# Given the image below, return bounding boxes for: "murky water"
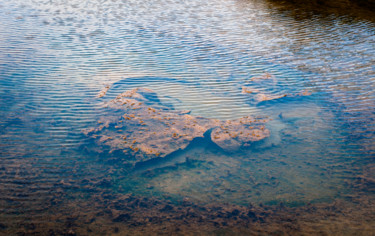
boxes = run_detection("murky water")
[0,0,374,234]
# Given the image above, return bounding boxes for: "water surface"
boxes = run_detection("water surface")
[0,0,374,234]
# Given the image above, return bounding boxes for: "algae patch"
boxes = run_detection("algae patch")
[83,87,270,165]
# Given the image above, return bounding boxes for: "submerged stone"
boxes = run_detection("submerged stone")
[84,88,269,165]
[97,85,111,98]
[242,73,312,103]
[211,117,270,152]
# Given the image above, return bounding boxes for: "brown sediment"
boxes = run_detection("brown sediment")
[83,88,270,164]
[0,144,374,236]
[250,91,311,102]
[97,85,111,98]
[210,117,270,152]
[242,85,312,103]
[250,72,276,82]
[2,184,374,236]
[241,86,260,94]
[297,90,312,96]
[241,73,313,103]
[255,93,288,102]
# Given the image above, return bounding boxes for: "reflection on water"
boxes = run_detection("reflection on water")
[0,0,374,234]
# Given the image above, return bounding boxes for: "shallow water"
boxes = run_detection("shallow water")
[0,0,374,234]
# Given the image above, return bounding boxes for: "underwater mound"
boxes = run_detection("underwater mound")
[83,87,270,165]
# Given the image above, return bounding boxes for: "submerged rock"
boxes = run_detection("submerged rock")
[211,117,270,152]
[97,85,111,98]
[242,73,312,103]
[254,93,287,102]
[84,88,269,164]
[249,72,276,82]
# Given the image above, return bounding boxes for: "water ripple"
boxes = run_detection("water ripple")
[0,0,374,232]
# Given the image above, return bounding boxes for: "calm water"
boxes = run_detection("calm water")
[0,0,374,234]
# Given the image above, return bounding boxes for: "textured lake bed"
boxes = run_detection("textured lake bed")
[0,0,374,235]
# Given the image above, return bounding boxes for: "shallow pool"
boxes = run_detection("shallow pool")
[0,0,374,234]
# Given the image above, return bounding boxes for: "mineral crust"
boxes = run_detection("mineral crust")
[84,88,269,164]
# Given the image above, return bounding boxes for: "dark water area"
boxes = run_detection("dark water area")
[265,0,375,21]
[0,0,374,235]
